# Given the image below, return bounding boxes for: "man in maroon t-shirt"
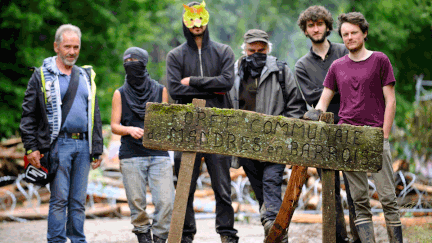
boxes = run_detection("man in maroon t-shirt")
[304,12,403,242]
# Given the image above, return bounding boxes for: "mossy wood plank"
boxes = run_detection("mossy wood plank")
[143,103,383,172]
[167,99,205,243]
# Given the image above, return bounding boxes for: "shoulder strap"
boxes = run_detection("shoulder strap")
[39,67,48,104]
[60,65,80,127]
[276,60,289,105]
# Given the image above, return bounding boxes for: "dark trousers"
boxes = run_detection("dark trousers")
[174,152,238,237]
[239,158,286,225]
[317,169,359,242]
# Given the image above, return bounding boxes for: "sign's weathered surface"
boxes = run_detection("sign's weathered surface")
[143,103,383,172]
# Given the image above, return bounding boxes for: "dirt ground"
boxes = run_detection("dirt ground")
[0,216,397,243]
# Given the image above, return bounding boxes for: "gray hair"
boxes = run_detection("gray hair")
[55,24,81,44]
[241,42,273,55]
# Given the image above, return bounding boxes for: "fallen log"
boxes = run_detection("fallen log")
[0,138,22,147]
[0,203,121,221]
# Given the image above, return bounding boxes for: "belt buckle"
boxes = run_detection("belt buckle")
[71,133,80,139]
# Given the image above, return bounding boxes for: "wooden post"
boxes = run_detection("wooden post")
[322,169,336,242]
[265,112,334,242]
[167,99,205,243]
[319,112,336,243]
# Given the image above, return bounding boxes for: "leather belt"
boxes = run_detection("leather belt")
[59,132,87,140]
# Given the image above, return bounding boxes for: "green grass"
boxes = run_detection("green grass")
[405,223,432,243]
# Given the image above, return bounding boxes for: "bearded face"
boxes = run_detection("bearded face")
[305,19,329,44]
[54,31,80,67]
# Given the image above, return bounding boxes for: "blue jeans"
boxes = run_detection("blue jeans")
[120,156,175,239]
[47,136,90,243]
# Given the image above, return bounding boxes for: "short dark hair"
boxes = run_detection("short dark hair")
[337,12,369,41]
[297,5,333,37]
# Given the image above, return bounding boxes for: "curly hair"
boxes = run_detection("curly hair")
[337,12,369,41]
[297,5,333,37]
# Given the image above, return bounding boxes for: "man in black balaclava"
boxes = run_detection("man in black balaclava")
[111,47,174,243]
[165,1,239,243]
[228,29,307,242]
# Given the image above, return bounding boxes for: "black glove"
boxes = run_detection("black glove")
[303,109,323,121]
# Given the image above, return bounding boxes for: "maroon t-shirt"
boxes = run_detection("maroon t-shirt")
[323,52,396,127]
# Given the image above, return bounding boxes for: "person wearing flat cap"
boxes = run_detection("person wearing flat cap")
[111,47,175,243]
[228,29,306,242]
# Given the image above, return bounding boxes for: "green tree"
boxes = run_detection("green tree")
[347,0,432,103]
[0,0,174,138]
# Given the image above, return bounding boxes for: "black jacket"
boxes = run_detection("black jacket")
[20,66,103,158]
[166,24,235,108]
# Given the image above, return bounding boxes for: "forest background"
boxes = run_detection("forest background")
[1,0,431,168]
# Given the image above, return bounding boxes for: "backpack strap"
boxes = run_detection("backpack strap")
[276,60,289,105]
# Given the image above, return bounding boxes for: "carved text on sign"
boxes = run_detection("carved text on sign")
[143,103,383,172]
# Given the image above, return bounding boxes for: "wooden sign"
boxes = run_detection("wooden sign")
[143,103,383,172]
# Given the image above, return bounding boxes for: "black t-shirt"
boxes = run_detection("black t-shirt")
[118,86,168,159]
[239,75,257,111]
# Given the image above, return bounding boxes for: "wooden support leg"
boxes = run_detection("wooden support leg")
[265,165,308,243]
[322,169,336,243]
[320,112,336,243]
[167,99,206,243]
[167,152,197,243]
[265,112,335,243]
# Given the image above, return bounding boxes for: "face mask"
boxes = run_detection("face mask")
[245,52,267,78]
[183,1,210,28]
[124,61,145,86]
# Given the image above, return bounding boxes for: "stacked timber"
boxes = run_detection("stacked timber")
[0,135,431,223]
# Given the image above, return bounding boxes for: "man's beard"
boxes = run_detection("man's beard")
[347,41,364,54]
[308,29,327,44]
[60,53,78,66]
[192,31,204,37]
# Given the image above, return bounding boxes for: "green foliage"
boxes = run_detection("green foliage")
[348,0,432,103]
[207,0,347,67]
[405,100,432,158]
[0,0,174,138]
[1,0,431,144]
[404,223,432,243]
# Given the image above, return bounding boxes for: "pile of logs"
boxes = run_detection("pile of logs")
[1,135,432,223]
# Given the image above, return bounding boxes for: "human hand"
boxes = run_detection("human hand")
[303,109,323,121]
[27,151,43,168]
[181,77,190,86]
[128,127,144,139]
[91,159,102,169]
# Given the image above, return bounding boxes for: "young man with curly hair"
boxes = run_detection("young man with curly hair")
[305,12,403,243]
[296,6,358,242]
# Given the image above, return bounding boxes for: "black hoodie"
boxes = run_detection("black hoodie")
[166,23,235,108]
